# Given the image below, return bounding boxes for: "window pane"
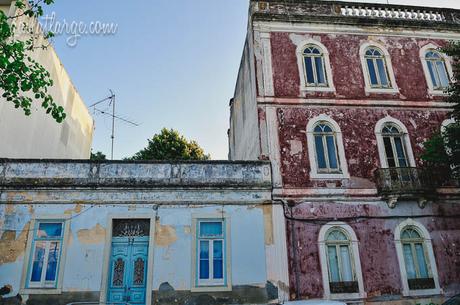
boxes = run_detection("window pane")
[436,61,449,88]
[200,222,223,237]
[394,137,407,167]
[340,245,353,282]
[213,241,224,279]
[403,244,417,279]
[383,137,396,168]
[45,242,60,282]
[37,223,63,238]
[199,241,209,279]
[315,57,326,84]
[367,59,378,85]
[30,242,46,282]
[326,136,338,170]
[415,243,429,278]
[427,61,439,88]
[315,136,327,169]
[376,59,389,87]
[327,246,340,282]
[305,57,315,84]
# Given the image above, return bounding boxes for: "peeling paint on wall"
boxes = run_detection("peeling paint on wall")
[64,203,84,215]
[263,205,274,245]
[77,224,106,245]
[0,222,30,264]
[155,219,177,247]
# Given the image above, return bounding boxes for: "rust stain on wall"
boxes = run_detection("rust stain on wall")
[5,204,15,214]
[0,222,30,264]
[65,203,84,215]
[77,224,106,245]
[155,219,177,247]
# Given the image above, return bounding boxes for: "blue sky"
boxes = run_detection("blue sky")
[43,0,460,160]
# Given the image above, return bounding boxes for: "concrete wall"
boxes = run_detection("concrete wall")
[0,2,93,159]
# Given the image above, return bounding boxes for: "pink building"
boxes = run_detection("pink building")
[229,1,460,304]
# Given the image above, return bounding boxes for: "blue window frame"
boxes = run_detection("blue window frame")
[27,221,64,288]
[303,45,328,87]
[313,122,341,173]
[425,50,450,90]
[365,47,391,88]
[196,220,226,286]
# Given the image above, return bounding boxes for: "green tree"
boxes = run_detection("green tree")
[128,128,210,161]
[90,151,107,161]
[422,41,460,178]
[0,0,65,122]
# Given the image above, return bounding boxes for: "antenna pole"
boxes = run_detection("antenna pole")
[110,90,115,160]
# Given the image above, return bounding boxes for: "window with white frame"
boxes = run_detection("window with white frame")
[425,50,450,90]
[318,222,365,299]
[394,220,440,296]
[306,115,349,179]
[303,45,328,87]
[27,221,65,289]
[196,220,226,287]
[364,47,392,89]
[381,123,409,168]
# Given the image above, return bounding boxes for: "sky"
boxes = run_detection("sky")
[43,0,460,160]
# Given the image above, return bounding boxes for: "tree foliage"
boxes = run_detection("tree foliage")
[422,41,460,177]
[128,128,210,161]
[90,151,107,161]
[0,0,65,122]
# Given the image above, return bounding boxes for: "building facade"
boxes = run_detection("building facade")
[0,160,286,305]
[229,1,460,304]
[0,1,94,159]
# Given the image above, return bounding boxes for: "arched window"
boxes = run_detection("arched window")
[375,117,415,169]
[303,45,328,87]
[313,122,340,173]
[318,222,365,299]
[425,50,450,90]
[395,220,440,296]
[382,123,409,168]
[307,115,349,179]
[364,47,391,88]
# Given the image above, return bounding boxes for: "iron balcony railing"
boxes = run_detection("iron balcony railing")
[374,167,440,197]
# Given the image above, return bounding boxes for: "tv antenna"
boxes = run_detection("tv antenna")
[89,90,139,160]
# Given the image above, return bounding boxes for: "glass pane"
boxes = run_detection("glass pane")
[367,59,378,85]
[327,246,340,282]
[200,222,223,237]
[427,61,439,88]
[323,125,333,133]
[403,244,417,279]
[30,242,46,282]
[436,61,449,88]
[340,245,353,282]
[315,136,327,169]
[383,137,396,168]
[394,137,407,167]
[37,223,63,238]
[326,136,338,170]
[199,241,209,279]
[213,241,224,279]
[376,59,389,87]
[45,242,60,281]
[327,230,347,241]
[415,244,429,278]
[315,57,326,84]
[305,57,314,84]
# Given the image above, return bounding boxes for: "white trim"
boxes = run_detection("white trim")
[359,41,399,94]
[191,213,232,292]
[99,213,156,305]
[394,219,441,297]
[419,43,454,96]
[294,38,335,93]
[375,116,416,168]
[441,118,455,131]
[266,106,283,187]
[20,214,71,295]
[306,114,349,179]
[318,222,366,300]
[260,32,275,96]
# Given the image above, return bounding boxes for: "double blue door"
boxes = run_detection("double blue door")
[107,236,149,305]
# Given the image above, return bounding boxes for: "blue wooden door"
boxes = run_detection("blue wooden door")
[108,236,149,305]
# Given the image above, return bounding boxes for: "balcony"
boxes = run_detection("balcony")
[374,167,446,208]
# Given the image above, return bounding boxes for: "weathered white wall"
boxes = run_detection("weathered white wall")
[0,2,93,159]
